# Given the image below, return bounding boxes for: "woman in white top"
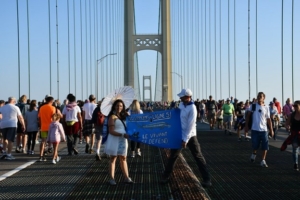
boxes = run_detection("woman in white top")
[128,99,143,157]
[62,94,82,155]
[105,99,133,185]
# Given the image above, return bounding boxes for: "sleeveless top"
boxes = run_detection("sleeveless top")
[104,118,128,156]
[291,112,300,131]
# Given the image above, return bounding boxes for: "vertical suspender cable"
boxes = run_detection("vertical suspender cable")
[96,0,98,99]
[201,0,204,98]
[228,0,230,98]
[80,0,83,100]
[196,0,199,98]
[219,0,222,99]
[209,0,211,94]
[234,0,236,98]
[94,0,97,96]
[292,0,294,101]
[67,0,70,92]
[89,0,92,94]
[16,0,20,98]
[56,0,59,99]
[85,0,88,97]
[73,0,76,95]
[105,0,108,95]
[215,0,217,100]
[256,0,258,94]
[27,0,31,98]
[48,0,52,95]
[248,0,250,101]
[281,0,284,104]
[204,0,207,98]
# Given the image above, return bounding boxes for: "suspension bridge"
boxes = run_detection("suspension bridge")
[1,0,299,103]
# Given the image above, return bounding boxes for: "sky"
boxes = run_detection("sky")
[0,0,299,105]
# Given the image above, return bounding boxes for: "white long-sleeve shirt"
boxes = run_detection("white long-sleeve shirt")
[179,101,197,143]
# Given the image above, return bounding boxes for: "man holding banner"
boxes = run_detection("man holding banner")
[160,88,212,187]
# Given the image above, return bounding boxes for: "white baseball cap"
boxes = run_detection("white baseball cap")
[177,89,193,98]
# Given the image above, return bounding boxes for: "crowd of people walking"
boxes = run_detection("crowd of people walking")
[0,89,299,187]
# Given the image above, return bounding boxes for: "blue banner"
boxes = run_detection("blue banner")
[126,109,182,149]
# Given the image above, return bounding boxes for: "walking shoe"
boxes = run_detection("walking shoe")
[5,155,15,160]
[52,159,56,164]
[89,149,94,154]
[136,151,141,157]
[56,156,61,162]
[30,151,34,155]
[124,177,134,184]
[43,151,48,156]
[201,180,212,187]
[238,138,242,142]
[250,154,256,163]
[294,164,299,171]
[27,150,31,155]
[73,148,79,155]
[109,179,117,186]
[245,138,250,141]
[261,160,268,168]
[85,144,89,153]
[39,156,47,162]
[79,140,82,144]
[95,154,101,161]
[0,154,7,160]
[15,148,21,153]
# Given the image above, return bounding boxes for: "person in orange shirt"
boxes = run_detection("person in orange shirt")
[38,95,62,161]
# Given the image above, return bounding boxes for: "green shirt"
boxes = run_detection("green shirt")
[222,103,235,115]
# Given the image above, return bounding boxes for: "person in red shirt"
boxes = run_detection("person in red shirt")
[273,97,282,115]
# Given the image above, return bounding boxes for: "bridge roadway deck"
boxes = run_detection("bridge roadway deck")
[0,122,300,200]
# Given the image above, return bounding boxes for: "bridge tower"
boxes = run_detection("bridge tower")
[124,0,172,101]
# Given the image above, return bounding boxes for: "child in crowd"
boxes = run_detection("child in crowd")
[216,109,223,129]
[47,113,66,164]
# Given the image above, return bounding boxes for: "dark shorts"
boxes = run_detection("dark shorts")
[17,120,25,134]
[83,120,95,136]
[2,127,17,142]
[251,130,269,150]
[95,125,103,141]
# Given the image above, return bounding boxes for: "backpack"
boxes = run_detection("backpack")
[96,111,105,126]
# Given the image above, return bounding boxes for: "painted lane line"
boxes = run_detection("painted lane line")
[0,160,36,182]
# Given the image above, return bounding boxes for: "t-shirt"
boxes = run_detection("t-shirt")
[0,104,22,128]
[25,110,39,132]
[62,106,81,122]
[38,104,56,131]
[82,102,97,120]
[206,100,217,112]
[250,103,270,132]
[222,103,235,115]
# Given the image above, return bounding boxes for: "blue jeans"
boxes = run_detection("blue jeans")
[251,130,269,150]
[292,137,299,164]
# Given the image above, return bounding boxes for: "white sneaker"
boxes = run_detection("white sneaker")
[56,156,61,162]
[261,160,268,168]
[52,159,56,164]
[136,151,141,157]
[250,154,256,163]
